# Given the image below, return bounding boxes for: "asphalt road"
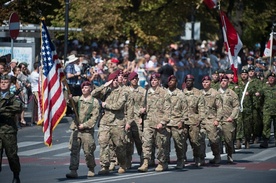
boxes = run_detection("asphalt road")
[1,114,276,183]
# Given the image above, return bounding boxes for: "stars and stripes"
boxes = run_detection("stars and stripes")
[41,20,66,146]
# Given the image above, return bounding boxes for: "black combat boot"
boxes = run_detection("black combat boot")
[12,172,20,183]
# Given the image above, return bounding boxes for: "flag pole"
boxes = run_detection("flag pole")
[269,23,275,71]
[62,80,81,128]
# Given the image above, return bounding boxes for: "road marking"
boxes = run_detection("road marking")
[18,142,68,156]
[242,148,276,161]
[69,171,170,183]
[18,141,42,148]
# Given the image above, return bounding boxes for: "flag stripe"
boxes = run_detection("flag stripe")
[220,11,243,83]
[203,0,217,9]
[41,20,66,146]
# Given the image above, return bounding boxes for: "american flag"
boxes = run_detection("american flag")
[41,20,66,146]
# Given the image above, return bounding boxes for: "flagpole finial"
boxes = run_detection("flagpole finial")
[40,17,45,21]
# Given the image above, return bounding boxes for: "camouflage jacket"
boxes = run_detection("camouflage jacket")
[199,88,223,122]
[248,78,264,109]
[143,86,166,128]
[262,83,276,115]
[235,80,253,114]
[91,85,127,126]
[218,88,240,121]
[163,88,188,127]
[0,92,22,133]
[70,95,100,130]
[125,86,146,125]
[183,87,204,125]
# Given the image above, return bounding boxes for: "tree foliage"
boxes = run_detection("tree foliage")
[1,0,276,52]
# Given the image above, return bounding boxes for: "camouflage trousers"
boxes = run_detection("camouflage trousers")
[220,121,236,156]
[183,124,201,158]
[262,113,276,139]
[252,108,263,138]
[98,125,127,167]
[199,120,220,158]
[236,111,253,140]
[68,130,96,170]
[0,133,20,173]
[126,122,143,160]
[142,127,169,163]
[166,126,185,161]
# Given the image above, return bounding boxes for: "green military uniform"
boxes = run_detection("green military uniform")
[235,71,253,148]
[260,73,276,148]
[0,76,22,182]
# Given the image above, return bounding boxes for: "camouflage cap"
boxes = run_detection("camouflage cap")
[0,74,11,80]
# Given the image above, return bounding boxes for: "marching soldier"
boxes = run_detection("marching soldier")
[163,75,188,169]
[218,75,239,163]
[91,71,128,175]
[199,75,223,164]
[260,73,276,148]
[235,69,253,149]
[248,66,263,144]
[0,74,22,183]
[66,81,100,178]
[138,73,169,172]
[183,74,205,166]
[211,70,220,90]
[124,71,146,169]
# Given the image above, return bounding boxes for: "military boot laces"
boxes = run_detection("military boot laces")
[66,170,78,179]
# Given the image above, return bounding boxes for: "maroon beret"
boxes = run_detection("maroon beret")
[150,72,161,81]
[111,58,119,64]
[220,74,229,82]
[168,75,177,83]
[128,71,138,81]
[107,71,119,81]
[185,74,195,82]
[202,75,211,82]
[81,81,92,88]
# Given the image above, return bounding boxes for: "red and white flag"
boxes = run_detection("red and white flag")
[40,20,67,146]
[220,11,243,83]
[263,33,276,57]
[203,0,217,9]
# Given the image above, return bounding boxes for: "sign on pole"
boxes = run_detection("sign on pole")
[9,12,20,59]
[9,12,20,40]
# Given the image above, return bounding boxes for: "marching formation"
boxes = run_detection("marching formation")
[64,62,276,178]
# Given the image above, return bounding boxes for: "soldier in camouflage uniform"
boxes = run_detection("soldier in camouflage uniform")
[163,75,188,169]
[211,70,220,90]
[183,74,205,166]
[124,72,146,169]
[138,73,169,172]
[248,66,263,144]
[235,69,253,149]
[0,74,22,183]
[218,75,239,163]
[260,73,276,148]
[66,81,100,178]
[199,75,223,164]
[91,71,128,175]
